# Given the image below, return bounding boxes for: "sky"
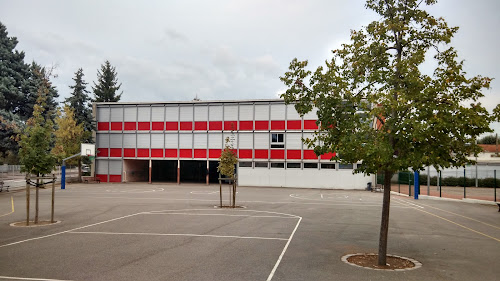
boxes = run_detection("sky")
[1,0,499,132]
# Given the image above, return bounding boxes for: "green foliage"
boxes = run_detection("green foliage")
[18,68,56,176]
[218,137,238,178]
[477,134,498,144]
[93,60,123,102]
[66,68,94,142]
[52,105,84,165]
[280,0,493,177]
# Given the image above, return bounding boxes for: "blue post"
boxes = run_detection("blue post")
[61,165,66,190]
[414,171,419,200]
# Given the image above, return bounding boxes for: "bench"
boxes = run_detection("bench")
[0,181,9,192]
[82,176,101,184]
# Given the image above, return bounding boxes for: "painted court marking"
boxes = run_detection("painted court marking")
[106,187,164,193]
[69,231,289,241]
[0,196,14,217]
[0,276,72,281]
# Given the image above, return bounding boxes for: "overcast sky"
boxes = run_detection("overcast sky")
[1,0,499,131]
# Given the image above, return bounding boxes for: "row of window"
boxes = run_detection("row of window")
[238,162,355,170]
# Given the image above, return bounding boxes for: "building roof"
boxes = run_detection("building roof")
[94,98,285,106]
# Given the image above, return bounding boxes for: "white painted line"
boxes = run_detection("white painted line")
[0,276,72,281]
[320,194,324,199]
[0,213,141,248]
[147,208,302,219]
[393,198,424,209]
[190,191,218,194]
[143,212,296,219]
[69,231,288,241]
[267,216,302,281]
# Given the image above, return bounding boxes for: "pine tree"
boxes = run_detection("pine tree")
[66,68,94,138]
[92,60,122,102]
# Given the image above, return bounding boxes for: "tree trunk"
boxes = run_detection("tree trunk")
[219,178,222,208]
[378,170,393,265]
[35,176,39,224]
[232,181,236,208]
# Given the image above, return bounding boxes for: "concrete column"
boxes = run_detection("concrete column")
[148,159,152,184]
[177,159,180,185]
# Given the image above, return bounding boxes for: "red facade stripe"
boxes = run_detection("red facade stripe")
[255,121,269,130]
[194,121,207,130]
[137,149,150,157]
[194,149,207,158]
[209,149,222,158]
[109,148,122,157]
[224,121,238,131]
[270,149,285,159]
[138,122,150,130]
[124,122,136,130]
[109,175,121,183]
[97,122,109,131]
[286,150,301,159]
[96,174,108,183]
[304,120,318,130]
[320,152,336,160]
[124,148,135,157]
[254,149,268,159]
[179,149,192,158]
[152,122,164,131]
[110,122,122,131]
[271,120,285,130]
[238,149,252,159]
[180,122,193,131]
[151,149,164,157]
[303,150,318,159]
[239,121,253,130]
[97,148,108,157]
[165,149,177,158]
[287,120,301,130]
[166,122,178,130]
[209,121,222,130]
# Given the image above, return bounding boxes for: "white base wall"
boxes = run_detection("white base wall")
[238,167,372,189]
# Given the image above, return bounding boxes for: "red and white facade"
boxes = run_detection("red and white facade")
[94,99,371,189]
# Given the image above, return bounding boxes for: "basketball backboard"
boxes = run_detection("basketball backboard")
[81,143,95,156]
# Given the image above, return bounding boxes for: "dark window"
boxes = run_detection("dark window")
[271,133,285,148]
[339,164,354,169]
[287,163,301,169]
[239,162,252,167]
[254,162,268,168]
[271,162,285,168]
[304,163,318,169]
[321,163,336,169]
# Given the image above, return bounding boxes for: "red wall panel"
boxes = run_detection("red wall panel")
[179,149,192,158]
[124,122,136,131]
[110,122,122,131]
[194,121,207,130]
[137,149,150,157]
[166,122,178,131]
[209,149,222,158]
[304,120,318,130]
[97,122,109,131]
[124,148,135,157]
[254,149,268,159]
[239,121,253,130]
[255,121,268,130]
[239,149,252,159]
[271,121,285,130]
[165,149,177,158]
[209,121,222,130]
[138,122,150,130]
[151,149,164,157]
[180,122,193,131]
[303,150,318,159]
[152,122,164,131]
[109,148,122,157]
[194,149,207,158]
[286,150,301,159]
[97,148,108,157]
[287,120,301,130]
[270,150,285,159]
[96,174,108,183]
[320,152,336,160]
[109,175,121,183]
[224,121,238,131]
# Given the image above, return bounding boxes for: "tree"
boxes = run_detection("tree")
[18,67,57,224]
[65,68,94,141]
[218,137,238,207]
[52,105,85,180]
[92,60,123,102]
[280,0,493,265]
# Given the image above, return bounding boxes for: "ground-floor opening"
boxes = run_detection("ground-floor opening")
[152,160,177,183]
[123,159,149,182]
[180,160,207,183]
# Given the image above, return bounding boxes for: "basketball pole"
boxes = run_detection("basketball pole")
[61,153,81,189]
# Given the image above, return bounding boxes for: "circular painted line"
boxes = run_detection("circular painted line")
[106,188,164,193]
[10,220,62,227]
[341,253,422,271]
[190,191,219,195]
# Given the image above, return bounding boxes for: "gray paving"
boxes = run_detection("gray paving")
[0,183,499,281]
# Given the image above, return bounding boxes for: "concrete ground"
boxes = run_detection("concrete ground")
[0,183,499,281]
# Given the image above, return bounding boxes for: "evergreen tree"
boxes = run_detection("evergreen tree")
[65,68,94,137]
[92,60,122,102]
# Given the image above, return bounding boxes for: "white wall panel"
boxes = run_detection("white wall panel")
[97,134,109,148]
[179,106,193,121]
[109,134,122,148]
[194,106,208,121]
[96,160,108,174]
[254,104,269,120]
[302,132,318,146]
[137,107,151,121]
[124,107,137,122]
[110,107,123,122]
[224,105,238,120]
[286,133,302,149]
[151,134,164,148]
[270,104,286,120]
[286,104,301,120]
[208,133,222,149]
[165,106,179,121]
[239,133,253,149]
[239,104,253,120]
[109,160,122,175]
[304,107,318,119]
[193,133,207,148]
[97,107,110,122]
[209,105,223,121]
[179,134,192,148]
[223,133,237,148]
[151,106,165,121]
[165,133,178,148]
[254,133,269,149]
[137,134,150,148]
[123,134,136,148]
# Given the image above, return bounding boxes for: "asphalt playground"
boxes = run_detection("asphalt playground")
[0,182,498,281]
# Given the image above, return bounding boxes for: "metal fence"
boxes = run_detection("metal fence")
[0,164,81,190]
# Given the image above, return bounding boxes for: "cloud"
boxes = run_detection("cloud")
[163,28,189,42]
